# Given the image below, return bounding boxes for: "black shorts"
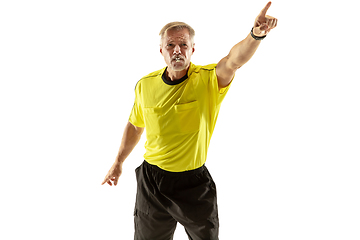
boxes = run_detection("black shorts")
[134,160,219,240]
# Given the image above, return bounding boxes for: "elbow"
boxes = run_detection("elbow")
[128,121,145,136]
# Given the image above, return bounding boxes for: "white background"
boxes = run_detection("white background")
[1,0,359,239]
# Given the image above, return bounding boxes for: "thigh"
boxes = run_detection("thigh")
[134,210,177,240]
[134,163,177,240]
[183,217,219,240]
[172,167,219,240]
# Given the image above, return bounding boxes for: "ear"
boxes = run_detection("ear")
[160,47,163,55]
[192,43,195,54]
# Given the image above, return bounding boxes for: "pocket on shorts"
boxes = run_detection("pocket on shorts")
[134,163,150,215]
[202,167,217,198]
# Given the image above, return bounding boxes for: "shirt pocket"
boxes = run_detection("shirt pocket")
[144,101,200,136]
[143,107,166,136]
[174,101,200,133]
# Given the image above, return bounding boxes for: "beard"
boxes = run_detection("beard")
[169,55,187,71]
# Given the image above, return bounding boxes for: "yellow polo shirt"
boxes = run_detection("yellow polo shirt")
[129,62,232,172]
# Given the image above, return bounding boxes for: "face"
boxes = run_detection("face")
[160,28,195,72]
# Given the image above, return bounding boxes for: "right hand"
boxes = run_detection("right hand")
[102,161,123,186]
[253,1,278,37]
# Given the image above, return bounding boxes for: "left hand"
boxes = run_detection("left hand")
[102,161,123,186]
[253,1,278,37]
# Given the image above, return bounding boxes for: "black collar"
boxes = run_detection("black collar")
[162,67,188,85]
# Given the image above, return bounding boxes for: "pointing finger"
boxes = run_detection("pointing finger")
[102,176,111,185]
[260,1,272,17]
[101,178,108,185]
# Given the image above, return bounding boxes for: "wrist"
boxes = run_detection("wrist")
[251,27,267,40]
[115,157,125,165]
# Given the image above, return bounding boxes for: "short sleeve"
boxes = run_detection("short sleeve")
[209,65,233,106]
[128,82,145,128]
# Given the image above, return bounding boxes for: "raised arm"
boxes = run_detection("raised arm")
[102,121,144,186]
[216,1,278,88]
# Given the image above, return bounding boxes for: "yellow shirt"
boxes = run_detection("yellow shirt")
[129,62,232,172]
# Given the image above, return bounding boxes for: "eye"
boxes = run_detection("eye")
[167,43,174,47]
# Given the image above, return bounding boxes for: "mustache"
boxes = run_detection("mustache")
[172,55,184,61]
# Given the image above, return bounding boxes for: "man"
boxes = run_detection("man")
[102,2,277,239]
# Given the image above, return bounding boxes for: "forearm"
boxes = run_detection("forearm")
[227,33,261,69]
[115,121,144,164]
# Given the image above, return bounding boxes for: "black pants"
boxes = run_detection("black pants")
[134,160,219,240]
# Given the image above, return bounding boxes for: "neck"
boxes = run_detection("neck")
[166,67,189,81]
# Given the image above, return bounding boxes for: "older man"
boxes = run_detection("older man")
[102,2,277,239]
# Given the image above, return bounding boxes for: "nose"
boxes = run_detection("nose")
[173,45,181,54]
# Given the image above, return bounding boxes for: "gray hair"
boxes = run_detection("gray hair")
[159,22,195,46]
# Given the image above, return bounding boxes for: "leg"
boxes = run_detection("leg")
[134,162,178,240]
[134,209,177,240]
[170,167,219,240]
[183,217,219,240]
